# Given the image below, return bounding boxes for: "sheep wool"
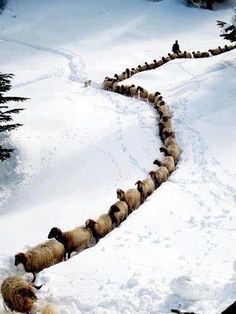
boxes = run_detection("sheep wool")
[135,179,155,203]
[149,166,169,188]
[1,276,37,313]
[154,156,175,174]
[48,226,93,260]
[15,240,65,282]
[108,201,129,227]
[117,188,141,214]
[85,214,113,242]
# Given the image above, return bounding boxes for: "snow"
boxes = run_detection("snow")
[0,0,236,313]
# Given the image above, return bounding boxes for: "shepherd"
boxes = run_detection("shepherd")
[172,40,181,54]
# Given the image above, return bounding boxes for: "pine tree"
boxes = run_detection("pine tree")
[186,0,227,10]
[0,72,28,161]
[217,19,236,42]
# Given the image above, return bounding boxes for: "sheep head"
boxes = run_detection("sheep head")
[153,159,162,167]
[85,219,96,229]
[161,115,169,123]
[154,91,160,96]
[48,227,62,240]
[149,171,157,182]
[135,180,143,188]
[163,128,174,138]
[15,253,27,266]
[160,147,168,154]
[116,189,124,200]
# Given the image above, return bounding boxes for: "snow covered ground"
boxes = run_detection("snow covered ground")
[0,0,236,313]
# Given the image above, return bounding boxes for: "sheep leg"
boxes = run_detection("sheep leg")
[33,283,44,290]
[32,272,36,283]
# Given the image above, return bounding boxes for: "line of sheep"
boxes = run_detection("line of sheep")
[1,44,235,314]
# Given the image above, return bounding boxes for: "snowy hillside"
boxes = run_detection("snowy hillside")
[0,0,236,313]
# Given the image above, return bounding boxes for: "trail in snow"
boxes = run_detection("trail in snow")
[0,1,235,313]
[0,36,87,83]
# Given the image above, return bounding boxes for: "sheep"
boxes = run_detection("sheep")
[224,44,234,51]
[153,59,164,67]
[153,95,163,106]
[138,64,148,72]
[131,67,138,76]
[85,214,113,243]
[135,179,155,203]
[125,68,131,78]
[137,86,149,100]
[176,52,187,58]
[161,127,175,142]
[103,77,116,90]
[200,51,210,57]
[148,61,158,69]
[120,84,131,96]
[149,166,169,188]
[84,80,91,87]
[192,51,201,58]
[164,133,177,147]
[114,73,124,81]
[119,84,125,95]
[159,115,172,129]
[183,51,192,58]
[1,276,58,314]
[41,304,59,314]
[148,91,161,103]
[122,71,128,80]
[157,103,171,118]
[160,144,180,164]
[208,48,221,56]
[162,56,170,63]
[153,156,175,174]
[15,240,65,282]
[129,84,138,97]
[48,226,92,260]
[116,188,141,214]
[108,201,128,227]
[1,276,41,313]
[112,81,119,92]
[168,53,178,60]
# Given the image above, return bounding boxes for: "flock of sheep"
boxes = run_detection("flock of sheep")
[1,43,236,314]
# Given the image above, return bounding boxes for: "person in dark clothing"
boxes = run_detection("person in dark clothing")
[172,40,181,54]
